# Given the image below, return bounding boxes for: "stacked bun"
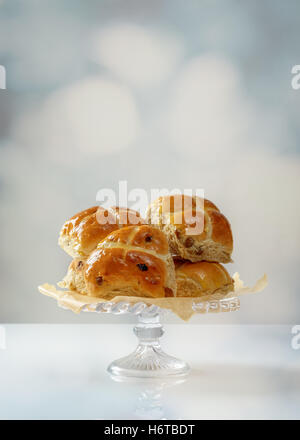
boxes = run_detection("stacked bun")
[59,225,176,299]
[175,261,233,297]
[146,195,234,298]
[146,195,233,263]
[58,196,234,299]
[59,206,144,259]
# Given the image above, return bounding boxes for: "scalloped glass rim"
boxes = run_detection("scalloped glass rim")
[74,295,240,315]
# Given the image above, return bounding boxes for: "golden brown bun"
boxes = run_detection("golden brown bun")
[59,225,176,299]
[146,195,233,263]
[176,261,234,297]
[58,206,145,259]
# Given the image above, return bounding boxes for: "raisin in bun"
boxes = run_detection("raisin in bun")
[58,206,144,259]
[146,195,233,263]
[176,261,234,297]
[59,225,176,299]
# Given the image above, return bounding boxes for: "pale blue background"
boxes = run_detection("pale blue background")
[0,0,300,322]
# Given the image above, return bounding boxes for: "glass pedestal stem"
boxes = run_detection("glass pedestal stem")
[107,312,190,378]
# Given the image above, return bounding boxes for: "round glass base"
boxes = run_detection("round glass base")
[107,344,190,378]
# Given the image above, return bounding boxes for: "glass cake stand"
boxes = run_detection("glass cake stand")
[79,295,240,379]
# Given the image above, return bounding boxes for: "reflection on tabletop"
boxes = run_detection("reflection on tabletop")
[110,375,187,420]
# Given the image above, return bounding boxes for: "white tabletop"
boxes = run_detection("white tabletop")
[0,324,299,420]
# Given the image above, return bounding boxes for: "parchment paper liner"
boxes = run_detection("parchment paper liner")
[38,273,267,321]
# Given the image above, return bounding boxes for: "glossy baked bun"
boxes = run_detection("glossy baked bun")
[175,261,234,297]
[58,206,144,259]
[146,195,233,263]
[59,225,176,299]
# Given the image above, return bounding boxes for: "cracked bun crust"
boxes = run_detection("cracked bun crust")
[175,261,234,297]
[58,206,145,259]
[146,195,233,263]
[59,225,176,299]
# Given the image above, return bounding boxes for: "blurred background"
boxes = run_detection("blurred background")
[0,0,299,323]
